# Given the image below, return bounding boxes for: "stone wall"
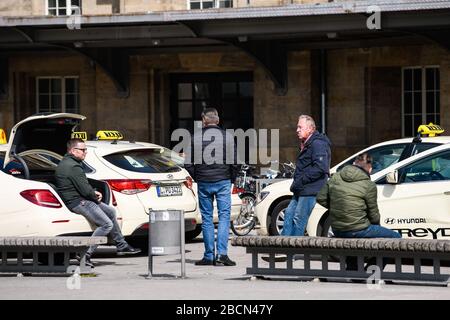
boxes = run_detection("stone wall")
[0,0,42,16]
[0,0,335,16]
[327,45,450,164]
[1,44,448,166]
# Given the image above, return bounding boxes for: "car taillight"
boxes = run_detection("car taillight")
[184,176,194,191]
[106,180,152,195]
[20,190,63,208]
[111,190,118,206]
[232,186,245,194]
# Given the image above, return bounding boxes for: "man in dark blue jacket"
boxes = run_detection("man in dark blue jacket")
[283,115,331,236]
[185,108,239,266]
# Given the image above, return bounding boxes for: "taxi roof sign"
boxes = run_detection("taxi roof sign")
[0,129,7,144]
[72,132,87,141]
[417,123,445,137]
[96,130,124,141]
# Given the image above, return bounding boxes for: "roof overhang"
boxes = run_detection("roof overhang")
[0,0,449,95]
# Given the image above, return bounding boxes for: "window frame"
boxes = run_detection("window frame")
[46,0,82,16]
[36,76,80,114]
[397,150,450,184]
[188,0,233,9]
[401,65,440,137]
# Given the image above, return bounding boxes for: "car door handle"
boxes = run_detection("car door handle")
[444,191,450,195]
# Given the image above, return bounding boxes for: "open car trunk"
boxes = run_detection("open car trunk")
[3,113,112,205]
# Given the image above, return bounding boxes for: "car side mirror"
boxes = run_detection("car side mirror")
[386,170,399,184]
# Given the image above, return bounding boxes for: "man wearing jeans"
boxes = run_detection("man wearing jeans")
[316,153,401,271]
[55,138,140,267]
[283,115,331,236]
[185,108,239,266]
[316,152,402,239]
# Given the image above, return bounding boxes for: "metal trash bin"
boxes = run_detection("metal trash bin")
[147,209,186,279]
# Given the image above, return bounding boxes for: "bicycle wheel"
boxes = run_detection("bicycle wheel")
[230,193,257,236]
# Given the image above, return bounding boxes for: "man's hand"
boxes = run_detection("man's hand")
[95,191,103,202]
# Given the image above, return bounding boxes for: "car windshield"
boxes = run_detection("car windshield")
[161,148,185,167]
[103,149,182,174]
[337,143,409,174]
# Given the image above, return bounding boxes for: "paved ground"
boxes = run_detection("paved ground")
[1,232,450,300]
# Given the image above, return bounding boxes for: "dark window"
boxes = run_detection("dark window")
[403,67,440,137]
[400,151,450,183]
[37,77,79,114]
[103,149,182,174]
[47,0,81,16]
[337,143,409,175]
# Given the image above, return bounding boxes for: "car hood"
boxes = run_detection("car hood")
[4,113,86,168]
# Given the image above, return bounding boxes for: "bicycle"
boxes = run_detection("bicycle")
[230,162,295,236]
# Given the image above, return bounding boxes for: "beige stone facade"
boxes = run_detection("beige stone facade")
[0,0,334,16]
[1,44,449,165]
[0,0,43,16]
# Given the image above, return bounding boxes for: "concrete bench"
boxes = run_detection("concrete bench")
[231,236,450,286]
[0,237,107,275]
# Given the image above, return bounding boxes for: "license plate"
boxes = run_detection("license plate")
[157,185,183,197]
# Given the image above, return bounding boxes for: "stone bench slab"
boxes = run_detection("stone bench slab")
[231,236,450,253]
[0,237,107,248]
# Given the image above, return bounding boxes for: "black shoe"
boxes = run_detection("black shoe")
[215,255,236,266]
[195,258,215,266]
[76,254,94,268]
[117,245,142,256]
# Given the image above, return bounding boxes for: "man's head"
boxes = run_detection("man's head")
[201,108,220,127]
[353,152,373,174]
[297,115,316,141]
[67,138,87,161]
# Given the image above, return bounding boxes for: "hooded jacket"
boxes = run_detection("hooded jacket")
[55,154,98,210]
[316,164,380,232]
[290,131,331,197]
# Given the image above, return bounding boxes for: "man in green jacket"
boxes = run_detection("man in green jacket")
[316,152,401,239]
[55,138,141,267]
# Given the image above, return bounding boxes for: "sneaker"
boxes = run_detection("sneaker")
[117,245,142,256]
[76,254,94,268]
[215,255,236,266]
[195,258,215,266]
[261,254,287,262]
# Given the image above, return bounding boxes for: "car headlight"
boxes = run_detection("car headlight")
[258,191,270,204]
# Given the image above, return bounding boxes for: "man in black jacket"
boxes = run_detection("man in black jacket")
[185,108,239,266]
[55,138,140,267]
[283,115,331,236]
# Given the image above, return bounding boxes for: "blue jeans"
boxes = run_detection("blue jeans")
[333,224,402,239]
[197,180,232,261]
[72,200,128,256]
[281,196,316,236]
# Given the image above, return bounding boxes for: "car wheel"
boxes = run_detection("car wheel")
[269,199,291,236]
[317,212,334,237]
[185,225,202,242]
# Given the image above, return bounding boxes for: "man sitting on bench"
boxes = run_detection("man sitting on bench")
[317,152,401,239]
[316,152,401,270]
[55,138,141,267]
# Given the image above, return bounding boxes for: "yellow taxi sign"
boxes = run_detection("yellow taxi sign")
[96,130,124,141]
[71,132,87,141]
[417,123,445,137]
[0,129,7,144]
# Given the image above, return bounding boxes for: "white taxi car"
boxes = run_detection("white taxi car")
[84,134,241,241]
[255,126,450,237]
[0,114,118,237]
[4,123,200,243]
[311,143,450,240]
